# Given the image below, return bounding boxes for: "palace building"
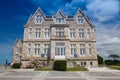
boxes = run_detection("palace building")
[12,7,98,67]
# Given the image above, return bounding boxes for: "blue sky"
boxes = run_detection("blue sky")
[0,0,120,64]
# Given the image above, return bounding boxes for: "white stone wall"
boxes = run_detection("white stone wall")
[20,8,98,67]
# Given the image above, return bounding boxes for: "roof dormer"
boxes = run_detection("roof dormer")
[54,10,66,24]
[75,8,84,24]
[74,8,94,28]
[33,7,46,24]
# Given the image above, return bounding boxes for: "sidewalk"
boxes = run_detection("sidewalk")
[0,66,120,80]
[88,67,120,72]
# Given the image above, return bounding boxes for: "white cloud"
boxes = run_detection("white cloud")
[95,23,120,58]
[86,0,120,22]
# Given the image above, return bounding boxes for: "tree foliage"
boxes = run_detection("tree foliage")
[97,55,104,65]
[109,54,119,60]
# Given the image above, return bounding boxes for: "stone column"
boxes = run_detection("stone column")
[76,42,80,58]
[50,41,55,60]
[65,41,70,59]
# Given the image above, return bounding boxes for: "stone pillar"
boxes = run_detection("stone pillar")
[76,28,79,39]
[86,43,89,56]
[31,42,34,56]
[66,41,70,59]
[50,41,55,59]
[76,42,80,58]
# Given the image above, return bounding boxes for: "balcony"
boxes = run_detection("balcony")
[51,35,69,40]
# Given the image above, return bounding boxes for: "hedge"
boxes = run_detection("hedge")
[11,63,22,69]
[105,60,120,65]
[53,60,67,71]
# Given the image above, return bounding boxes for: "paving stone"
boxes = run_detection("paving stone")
[115,72,120,75]
[44,78,86,80]
[4,71,40,76]
[0,70,7,73]
[97,78,120,80]
[0,71,4,73]
[86,72,119,76]
[0,77,33,80]
[47,72,80,77]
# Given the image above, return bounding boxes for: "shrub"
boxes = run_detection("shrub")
[105,60,113,65]
[53,60,67,71]
[26,59,47,69]
[105,60,120,65]
[11,63,22,69]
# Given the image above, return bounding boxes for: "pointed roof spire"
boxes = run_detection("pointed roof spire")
[13,39,23,47]
[24,7,46,27]
[76,7,83,14]
[78,7,82,11]
[34,7,45,17]
[35,7,42,13]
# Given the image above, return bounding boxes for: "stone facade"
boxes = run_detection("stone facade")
[12,39,22,63]
[12,7,98,67]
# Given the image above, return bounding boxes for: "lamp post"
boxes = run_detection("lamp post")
[5,59,8,69]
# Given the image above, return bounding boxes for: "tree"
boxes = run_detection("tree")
[109,54,119,60]
[97,55,104,65]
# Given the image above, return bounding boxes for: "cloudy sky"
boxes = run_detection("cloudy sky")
[0,0,120,64]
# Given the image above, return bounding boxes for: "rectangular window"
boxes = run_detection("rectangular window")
[79,29,84,38]
[88,44,92,55]
[34,44,40,55]
[77,16,83,24]
[36,15,42,23]
[55,42,65,46]
[89,48,92,55]
[17,48,20,52]
[90,62,93,65]
[80,44,86,55]
[87,29,91,39]
[55,47,65,56]
[28,28,32,39]
[56,18,64,23]
[56,27,64,36]
[35,28,41,39]
[28,44,31,55]
[70,44,76,55]
[84,62,86,65]
[44,28,50,38]
[70,28,75,38]
[44,44,50,56]
[81,62,83,66]
[55,42,65,56]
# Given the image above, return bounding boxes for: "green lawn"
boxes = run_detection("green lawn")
[35,67,88,71]
[109,65,120,70]
[35,68,53,71]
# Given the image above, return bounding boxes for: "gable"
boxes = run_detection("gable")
[24,7,45,27]
[74,8,94,28]
[14,39,23,47]
[54,10,66,18]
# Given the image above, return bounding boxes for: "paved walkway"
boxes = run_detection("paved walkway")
[88,67,120,72]
[0,67,120,80]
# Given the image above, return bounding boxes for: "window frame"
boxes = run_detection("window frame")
[36,15,42,24]
[77,15,84,24]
